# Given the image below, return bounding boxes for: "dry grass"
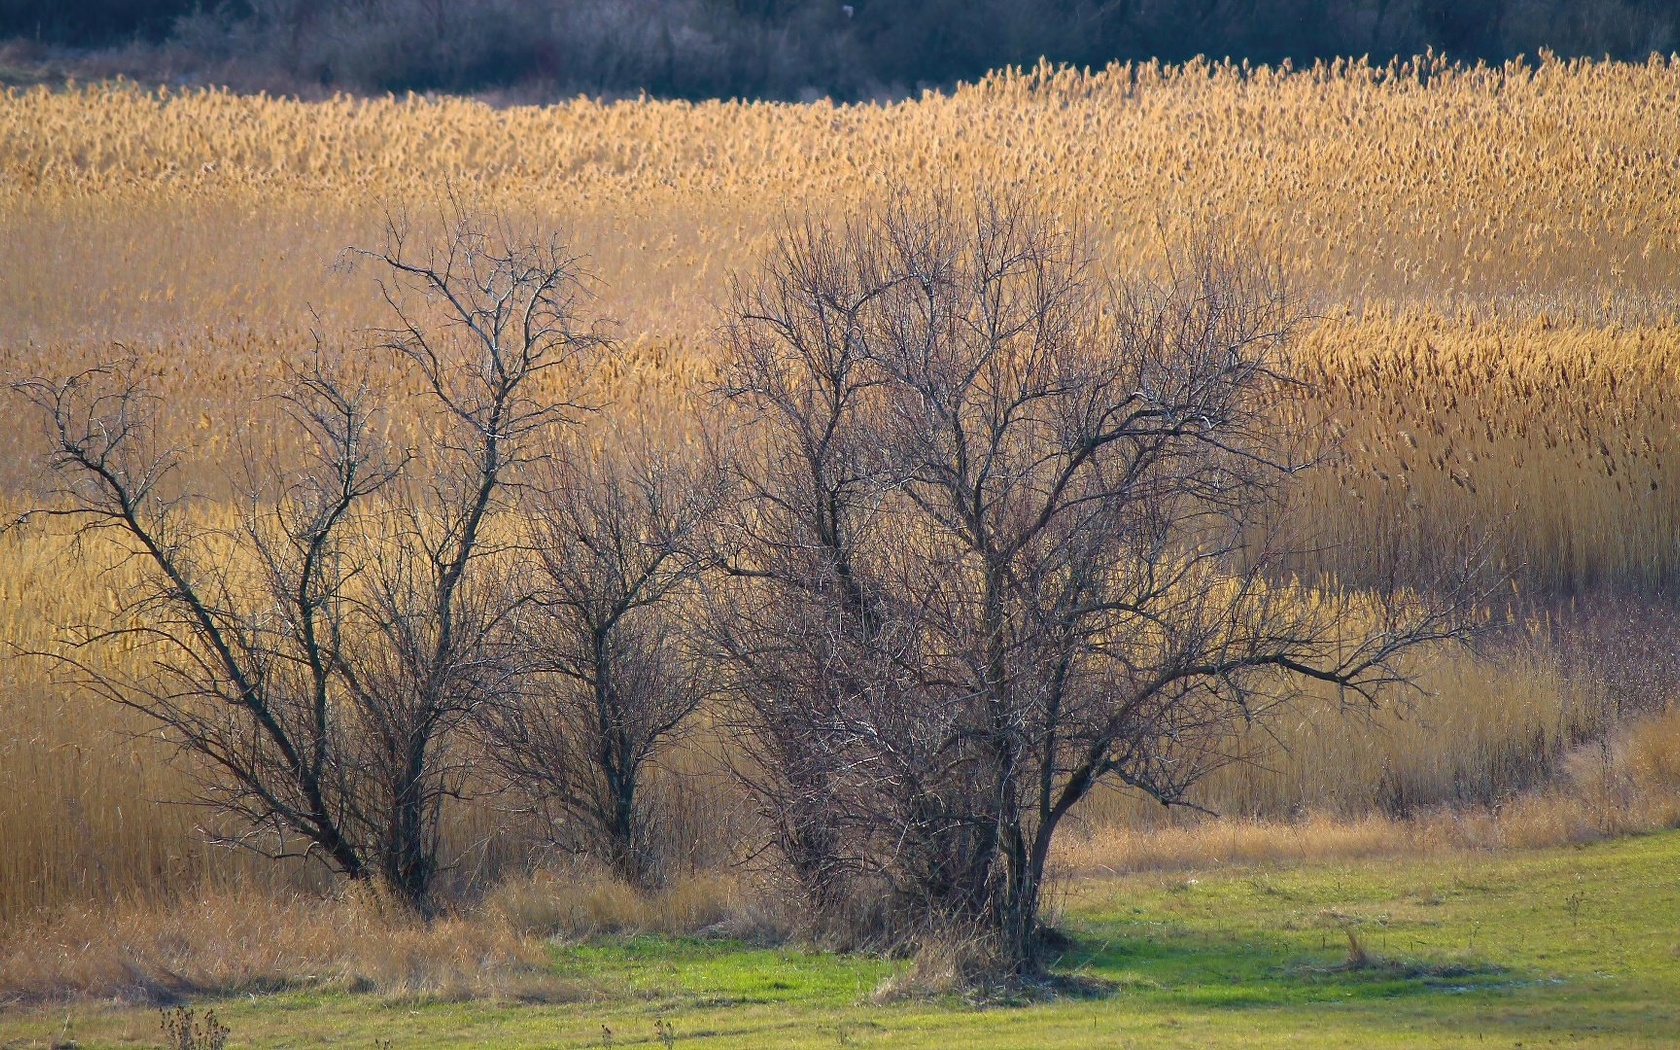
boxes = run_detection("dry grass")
[1069,606,1680,827]
[0,886,557,1006]
[5,57,1677,306]
[2,56,1679,923]
[1055,705,1680,879]
[0,869,777,1007]
[1294,312,1680,594]
[3,58,1676,584]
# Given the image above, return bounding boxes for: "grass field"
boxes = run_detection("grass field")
[4,830,1677,1048]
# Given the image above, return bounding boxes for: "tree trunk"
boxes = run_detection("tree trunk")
[996,822,1039,974]
[607,767,646,887]
[383,738,438,917]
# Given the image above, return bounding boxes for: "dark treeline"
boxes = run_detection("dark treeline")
[2,0,1676,99]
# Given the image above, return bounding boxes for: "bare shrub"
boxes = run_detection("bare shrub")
[709,191,1478,974]
[479,406,728,888]
[159,1006,228,1050]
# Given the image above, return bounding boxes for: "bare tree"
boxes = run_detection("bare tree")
[709,193,1478,973]
[335,210,606,909]
[699,212,902,927]
[11,356,400,885]
[480,411,727,887]
[10,211,605,914]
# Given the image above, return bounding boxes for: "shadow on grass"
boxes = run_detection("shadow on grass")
[1050,921,1509,1010]
[550,924,1510,1016]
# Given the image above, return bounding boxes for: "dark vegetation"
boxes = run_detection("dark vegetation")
[2,0,1676,99]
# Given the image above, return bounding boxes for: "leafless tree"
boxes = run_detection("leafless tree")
[11,356,401,886]
[479,412,728,887]
[337,210,606,908]
[10,211,605,914]
[708,193,1479,972]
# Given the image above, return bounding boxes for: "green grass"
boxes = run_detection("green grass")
[8,831,1680,1048]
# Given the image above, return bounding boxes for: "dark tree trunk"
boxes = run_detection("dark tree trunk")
[382,737,439,916]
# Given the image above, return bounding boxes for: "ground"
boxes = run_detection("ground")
[6,831,1678,1048]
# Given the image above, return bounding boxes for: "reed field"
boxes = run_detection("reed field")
[3,53,1680,940]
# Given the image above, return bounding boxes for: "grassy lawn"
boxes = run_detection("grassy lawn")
[7,830,1678,1048]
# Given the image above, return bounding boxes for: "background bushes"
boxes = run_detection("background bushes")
[5,0,1677,99]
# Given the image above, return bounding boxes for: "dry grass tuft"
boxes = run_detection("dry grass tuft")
[0,873,795,1006]
[0,887,556,1006]
[0,868,784,1006]
[481,867,789,944]
[870,937,1003,1004]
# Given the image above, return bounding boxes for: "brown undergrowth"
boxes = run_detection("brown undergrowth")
[1055,705,1680,879]
[2,706,1674,1007]
[0,868,785,1007]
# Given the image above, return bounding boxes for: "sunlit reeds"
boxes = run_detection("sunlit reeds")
[2,54,1677,922]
